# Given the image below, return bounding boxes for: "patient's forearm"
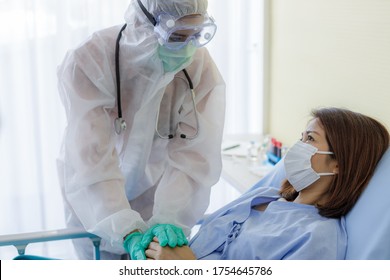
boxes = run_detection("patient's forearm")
[145,241,196,260]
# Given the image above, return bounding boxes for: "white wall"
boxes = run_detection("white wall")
[267,0,390,147]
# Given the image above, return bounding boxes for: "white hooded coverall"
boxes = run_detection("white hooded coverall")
[57,0,225,258]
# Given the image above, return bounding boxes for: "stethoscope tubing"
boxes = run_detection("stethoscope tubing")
[114,24,198,138]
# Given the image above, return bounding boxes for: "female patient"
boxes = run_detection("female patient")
[143,107,390,260]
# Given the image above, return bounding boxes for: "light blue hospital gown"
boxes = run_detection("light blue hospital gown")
[189,187,347,260]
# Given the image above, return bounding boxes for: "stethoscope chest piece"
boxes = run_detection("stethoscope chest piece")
[115,117,127,135]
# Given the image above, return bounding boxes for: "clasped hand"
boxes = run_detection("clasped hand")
[145,237,196,260]
[123,223,188,260]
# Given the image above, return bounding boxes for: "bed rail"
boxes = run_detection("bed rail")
[0,228,101,260]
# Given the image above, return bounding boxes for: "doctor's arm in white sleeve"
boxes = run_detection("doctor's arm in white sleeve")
[57,48,148,254]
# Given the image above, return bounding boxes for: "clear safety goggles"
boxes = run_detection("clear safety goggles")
[154,13,217,50]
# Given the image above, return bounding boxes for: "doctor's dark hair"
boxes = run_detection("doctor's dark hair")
[280,107,390,218]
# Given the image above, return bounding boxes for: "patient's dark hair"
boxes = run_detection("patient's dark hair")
[280,107,390,218]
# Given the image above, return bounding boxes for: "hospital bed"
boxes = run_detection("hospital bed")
[1,148,389,260]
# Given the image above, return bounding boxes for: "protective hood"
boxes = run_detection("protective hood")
[125,0,208,24]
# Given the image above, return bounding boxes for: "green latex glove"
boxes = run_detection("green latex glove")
[141,224,188,248]
[123,231,146,260]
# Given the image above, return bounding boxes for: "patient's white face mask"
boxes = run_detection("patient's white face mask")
[284,141,335,192]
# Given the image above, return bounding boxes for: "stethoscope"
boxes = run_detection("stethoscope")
[114,24,199,139]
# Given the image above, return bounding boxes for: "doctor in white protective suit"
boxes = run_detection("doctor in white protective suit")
[57,0,225,259]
